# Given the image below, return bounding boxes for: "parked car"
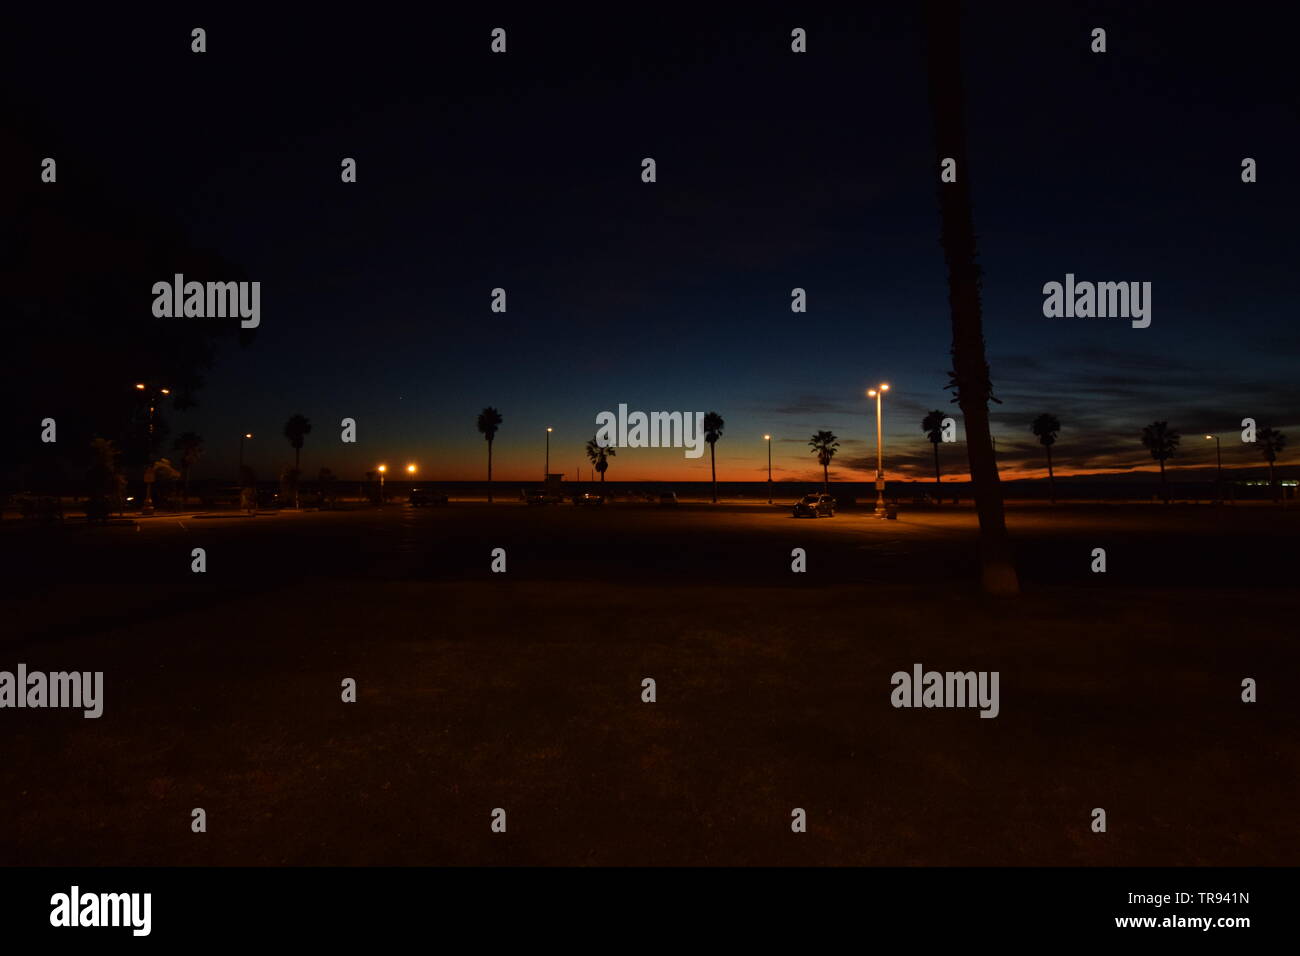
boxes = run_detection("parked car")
[793,493,836,518]
[658,491,678,507]
[572,492,604,506]
[409,488,448,506]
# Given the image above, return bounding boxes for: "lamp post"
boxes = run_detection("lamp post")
[867,384,890,517]
[764,435,772,503]
[377,464,387,504]
[239,432,252,480]
[134,383,170,514]
[1205,435,1222,504]
[545,427,552,479]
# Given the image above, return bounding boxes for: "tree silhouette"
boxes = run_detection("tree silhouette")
[477,407,503,502]
[1257,427,1287,502]
[585,436,616,483]
[172,432,203,506]
[1141,421,1180,503]
[703,412,725,503]
[808,431,840,494]
[283,414,312,508]
[0,108,253,494]
[925,0,1018,594]
[1030,413,1060,504]
[921,410,946,496]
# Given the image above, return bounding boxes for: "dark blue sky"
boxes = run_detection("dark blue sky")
[6,3,1296,482]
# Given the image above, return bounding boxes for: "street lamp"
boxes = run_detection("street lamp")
[406,463,417,475]
[1205,435,1222,504]
[545,427,553,479]
[377,464,387,503]
[764,435,772,503]
[239,432,252,478]
[867,384,890,518]
[134,383,170,514]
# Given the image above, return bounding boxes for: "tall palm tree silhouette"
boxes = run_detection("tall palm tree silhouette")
[1141,421,1180,503]
[1257,426,1287,502]
[808,431,839,494]
[921,410,946,496]
[1031,413,1060,504]
[925,0,1017,595]
[477,407,503,503]
[585,436,616,483]
[172,431,204,506]
[703,411,725,503]
[283,414,312,508]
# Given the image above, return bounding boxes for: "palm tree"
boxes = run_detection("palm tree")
[283,414,312,508]
[585,436,616,483]
[1257,427,1287,502]
[477,407,503,502]
[1030,414,1060,504]
[172,432,203,506]
[808,431,839,494]
[1140,421,1180,503]
[925,0,1018,595]
[703,411,725,503]
[921,410,946,496]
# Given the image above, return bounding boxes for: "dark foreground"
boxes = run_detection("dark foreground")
[2,502,1296,865]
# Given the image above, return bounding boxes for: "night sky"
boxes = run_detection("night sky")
[5,4,1296,484]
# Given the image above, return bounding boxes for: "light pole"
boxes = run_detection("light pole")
[135,383,170,514]
[868,384,890,518]
[1205,435,1222,504]
[545,427,552,479]
[377,464,387,504]
[239,432,252,479]
[764,435,772,503]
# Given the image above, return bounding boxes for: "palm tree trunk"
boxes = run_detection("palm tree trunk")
[1159,458,1167,503]
[1269,460,1276,502]
[294,446,301,508]
[487,439,494,503]
[1045,445,1055,504]
[925,0,1018,595]
[710,445,717,502]
[933,442,941,495]
[823,462,829,494]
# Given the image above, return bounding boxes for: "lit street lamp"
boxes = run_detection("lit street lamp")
[377,464,387,503]
[867,384,890,518]
[239,432,252,479]
[1205,434,1222,504]
[764,435,772,503]
[545,426,553,478]
[134,383,170,514]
